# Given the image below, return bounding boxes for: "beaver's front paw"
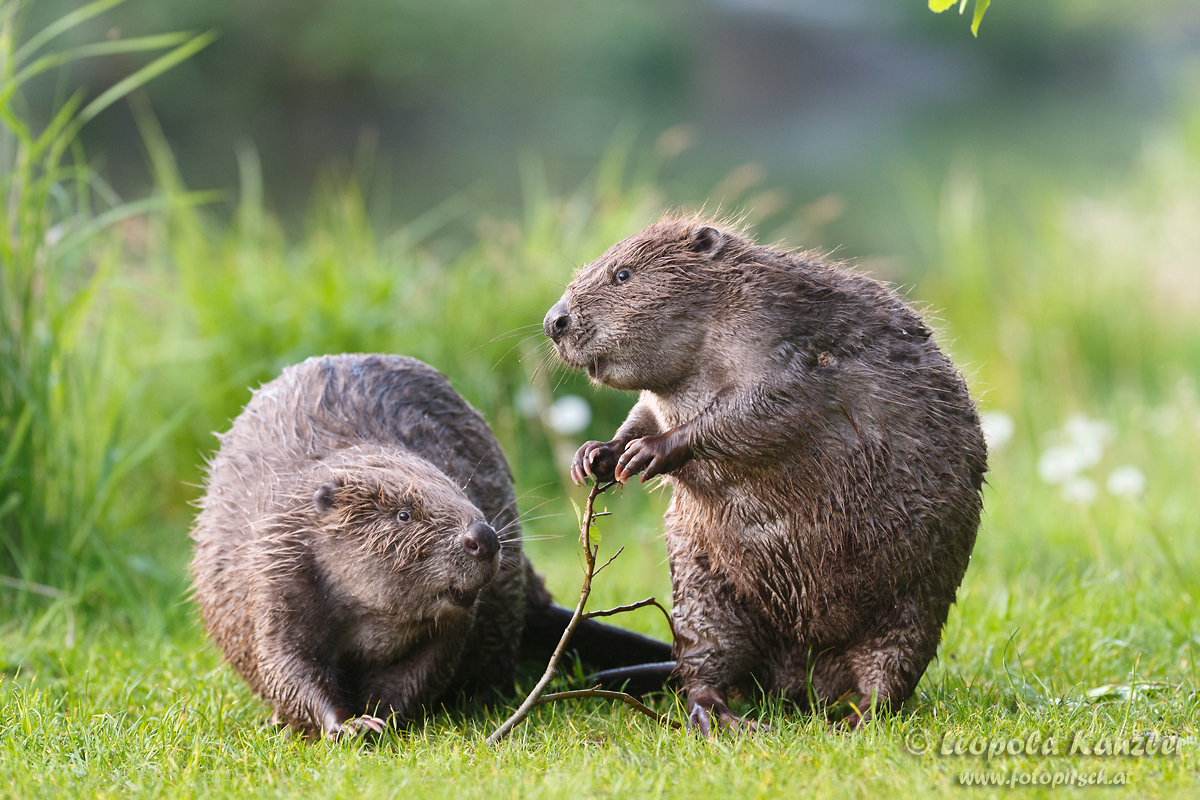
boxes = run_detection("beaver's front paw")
[570,439,626,485]
[327,714,387,740]
[686,685,757,737]
[615,430,692,482]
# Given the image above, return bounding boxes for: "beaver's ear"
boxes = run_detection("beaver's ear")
[313,482,338,514]
[685,225,723,257]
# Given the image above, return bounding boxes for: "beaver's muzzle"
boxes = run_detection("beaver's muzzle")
[543,298,572,342]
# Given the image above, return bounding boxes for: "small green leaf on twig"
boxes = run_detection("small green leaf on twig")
[971,0,990,36]
[927,0,990,35]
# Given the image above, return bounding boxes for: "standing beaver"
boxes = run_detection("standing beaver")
[543,216,987,733]
[191,353,669,737]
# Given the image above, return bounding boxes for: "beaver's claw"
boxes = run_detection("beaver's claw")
[615,430,691,482]
[329,714,387,740]
[570,439,625,485]
[685,686,758,737]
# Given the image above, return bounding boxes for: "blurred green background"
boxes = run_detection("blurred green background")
[5,2,1200,796]
[2,0,1199,627]
[19,0,1200,243]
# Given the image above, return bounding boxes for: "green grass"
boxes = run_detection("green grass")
[4,516,1199,798]
[3,2,1200,797]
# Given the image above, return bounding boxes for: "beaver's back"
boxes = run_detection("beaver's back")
[190,354,533,698]
[665,259,983,628]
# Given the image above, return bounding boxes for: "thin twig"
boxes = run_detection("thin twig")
[592,546,625,577]
[585,597,676,638]
[535,687,682,730]
[487,481,616,745]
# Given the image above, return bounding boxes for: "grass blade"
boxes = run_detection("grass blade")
[13,33,194,89]
[0,406,33,485]
[78,30,217,124]
[13,0,127,65]
[52,190,221,254]
[67,404,194,555]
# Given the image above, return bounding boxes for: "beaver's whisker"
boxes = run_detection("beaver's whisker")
[498,512,562,529]
[487,484,553,529]
[491,333,548,371]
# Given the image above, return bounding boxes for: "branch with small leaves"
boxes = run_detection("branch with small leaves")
[928,0,991,37]
[486,481,678,745]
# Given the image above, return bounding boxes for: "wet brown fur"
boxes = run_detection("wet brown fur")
[190,354,550,736]
[546,215,987,730]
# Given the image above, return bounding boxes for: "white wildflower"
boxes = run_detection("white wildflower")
[1061,476,1098,505]
[514,387,540,419]
[1038,445,1084,484]
[1062,415,1113,468]
[1039,414,1115,485]
[979,410,1014,451]
[1106,465,1146,498]
[44,223,66,247]
[546,395,592,436]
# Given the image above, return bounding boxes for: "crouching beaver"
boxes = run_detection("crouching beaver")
[190,353,670,737]
[543,217,987,733]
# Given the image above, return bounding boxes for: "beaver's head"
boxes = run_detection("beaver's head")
[543,217,746,393]
[303,449,501,617]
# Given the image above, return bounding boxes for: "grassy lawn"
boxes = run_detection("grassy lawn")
[4,460,1200,798]
[4,7,1200,798]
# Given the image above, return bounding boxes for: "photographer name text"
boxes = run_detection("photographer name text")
[906,729,1181,760]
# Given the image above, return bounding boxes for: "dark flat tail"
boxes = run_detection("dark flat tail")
[587,661,678,697]
[521,602,673,670]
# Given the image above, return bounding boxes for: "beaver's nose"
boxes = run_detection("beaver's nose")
[461,521,500,561]
[543,299,572,342]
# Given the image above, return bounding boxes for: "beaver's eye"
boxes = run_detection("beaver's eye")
[615,268,632,284]
[397,510,411,523]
